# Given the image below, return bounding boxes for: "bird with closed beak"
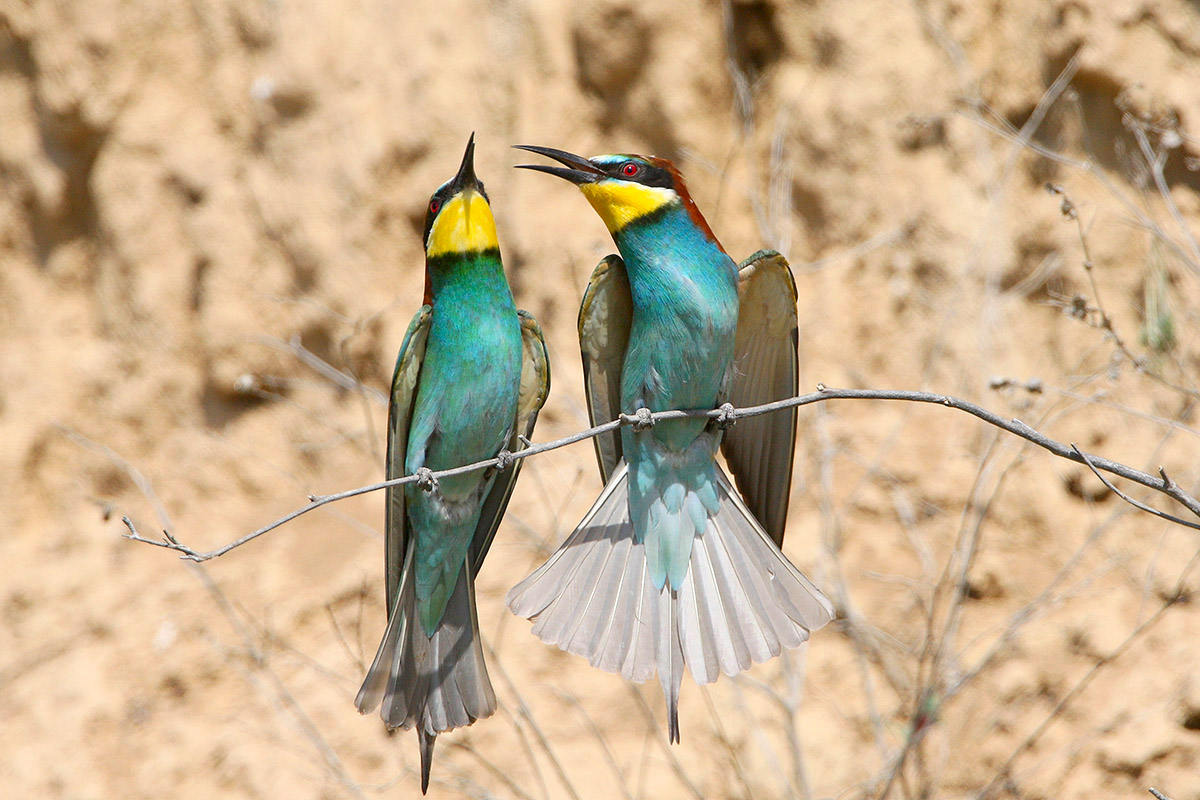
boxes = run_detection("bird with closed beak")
[507,145,833,742]
[356,134,550,792]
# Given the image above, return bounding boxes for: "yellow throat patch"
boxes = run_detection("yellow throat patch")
[580,180,677,233]
[426,190,499,258]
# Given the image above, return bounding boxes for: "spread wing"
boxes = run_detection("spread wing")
[384,305,433,617]
[720,250,800,547]
[468,310,552,572]
[578,255,633,484]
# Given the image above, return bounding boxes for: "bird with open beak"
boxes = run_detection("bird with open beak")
[506,144,834,743]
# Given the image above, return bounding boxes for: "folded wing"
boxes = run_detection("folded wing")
[577,255,633,484]
[385,306,433,615]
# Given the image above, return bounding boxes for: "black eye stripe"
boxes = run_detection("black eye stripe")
[641,166,674,189]
[604,161,674,190]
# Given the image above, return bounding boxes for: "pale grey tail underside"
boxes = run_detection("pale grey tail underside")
[357,546,496,790]
[506,462,834,741]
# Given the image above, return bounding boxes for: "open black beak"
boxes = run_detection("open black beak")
[513,144,605,185]
[450,132,482,193]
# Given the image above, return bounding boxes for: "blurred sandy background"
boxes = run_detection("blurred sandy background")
[3,1,1200,797]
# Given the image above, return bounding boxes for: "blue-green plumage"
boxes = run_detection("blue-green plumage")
[405,250,522,635]
[356,135,551,794]
[614,205,738,590]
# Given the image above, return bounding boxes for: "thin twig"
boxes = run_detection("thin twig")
[974,547,1199,799]
[549,688,636,800]
[1131,124,1200,271]
[447,738,541,800]
[796,224,911,274]
[483,644,582,800]
[60,427,368,799]
[700,686,757,800]
[727,677,798,800]
[948,508,1125,696]
[256,333,389,405]
[1071,444,1200,530]
[121,387,1200,561]
[1046,184,1200,401]
[624,684,706,800]
[883,428,1010,798]
[967,99,1200,277]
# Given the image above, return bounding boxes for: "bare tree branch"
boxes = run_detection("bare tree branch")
[122,386,1200,562]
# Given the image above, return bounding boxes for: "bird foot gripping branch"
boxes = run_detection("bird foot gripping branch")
[492,449,514,471]
[623,406,656,431]
[413,466,438,492]
[714,402,737,429]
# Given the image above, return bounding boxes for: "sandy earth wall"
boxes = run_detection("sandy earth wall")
[2,1,1200,797]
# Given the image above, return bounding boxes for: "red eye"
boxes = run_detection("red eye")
[621,162,639,177]
[429,198,441,214]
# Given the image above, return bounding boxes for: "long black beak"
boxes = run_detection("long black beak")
[450,133,482,193]
[513,144,604,185]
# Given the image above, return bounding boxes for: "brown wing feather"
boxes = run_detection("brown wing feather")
[385,306,433,616]
[720,250,800,547]
[578,255,633,484]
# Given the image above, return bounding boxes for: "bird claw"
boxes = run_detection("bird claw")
[623,407,655,432]
[714,402,737,430]
[493,449,514,471]
[414,467,438,492]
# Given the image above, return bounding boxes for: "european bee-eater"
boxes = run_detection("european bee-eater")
[356,135,550,792]
[506,146,832,742]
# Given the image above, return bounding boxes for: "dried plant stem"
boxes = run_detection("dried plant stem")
[1046,184,1200,401]
[624,684,706,800]
[1073,445,1200,530]
[1131,125,1200,270]
[483,644,582,800]
[60,427,368,799]
[974,547,1199,799]
[550,688,636,800]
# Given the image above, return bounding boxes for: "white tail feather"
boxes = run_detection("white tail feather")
[506,462,834,737]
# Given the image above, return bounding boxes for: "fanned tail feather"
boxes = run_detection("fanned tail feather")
[357,546,496,793]
[506,462,834,740]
